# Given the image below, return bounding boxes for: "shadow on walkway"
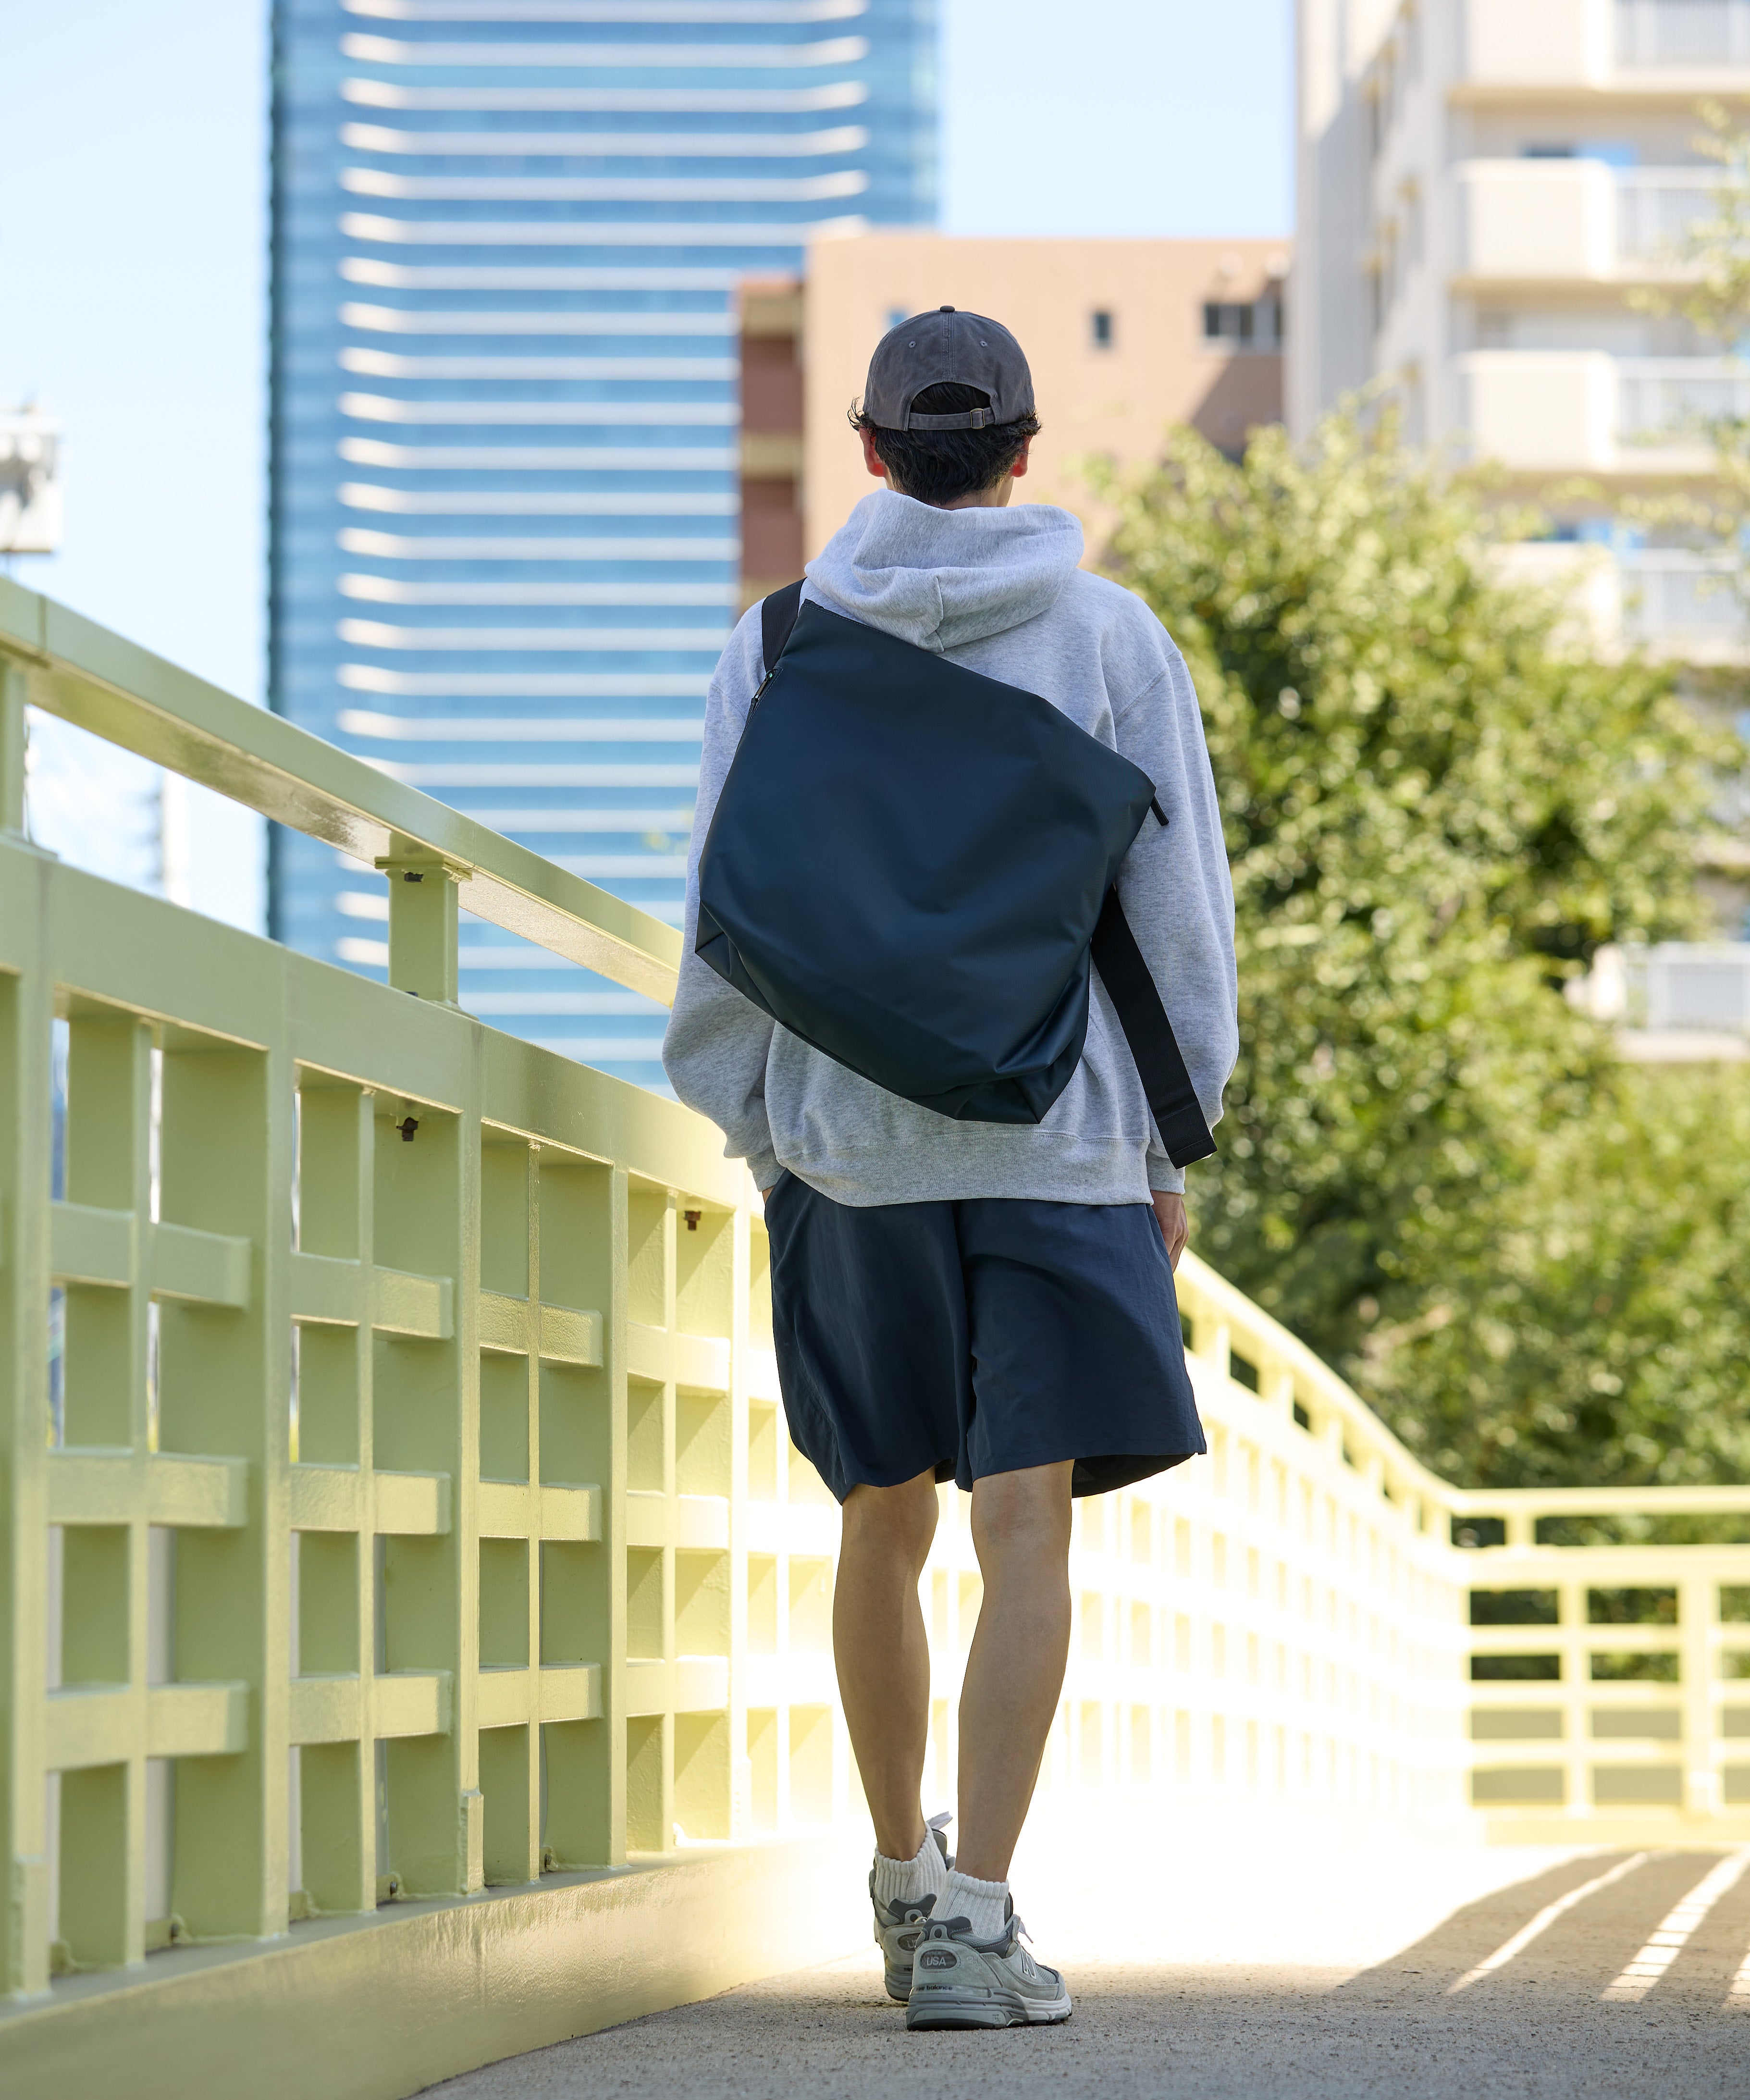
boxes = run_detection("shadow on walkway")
[1329,1847,1750,2005]
[432,1849,1750,2100]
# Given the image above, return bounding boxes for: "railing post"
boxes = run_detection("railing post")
[0,768,54,1998]
[1559,1577,1590,1818]
[1679,1572,1718,1821]
[376,847,464,1006]
[1,661,27,838]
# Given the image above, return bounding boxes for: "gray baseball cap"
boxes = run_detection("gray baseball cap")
[862,306,1035,431]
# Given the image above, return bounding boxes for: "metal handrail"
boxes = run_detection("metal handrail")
[1180,1250,1750,1530]
[0,576,683,1005]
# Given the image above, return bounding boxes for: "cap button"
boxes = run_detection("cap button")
[939,305,955,313]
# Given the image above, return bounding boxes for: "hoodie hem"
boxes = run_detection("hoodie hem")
[765,1142,1156,1210]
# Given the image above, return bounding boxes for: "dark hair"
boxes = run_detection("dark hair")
[850,382,1041,506]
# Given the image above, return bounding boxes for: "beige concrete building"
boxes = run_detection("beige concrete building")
[1294,0,1750,658]
[1294,0,1750,1022]
[738,234,1288,605]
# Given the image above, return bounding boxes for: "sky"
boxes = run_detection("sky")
[0,0,1294,930]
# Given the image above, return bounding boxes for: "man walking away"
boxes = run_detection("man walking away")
[665,308,1237,2029]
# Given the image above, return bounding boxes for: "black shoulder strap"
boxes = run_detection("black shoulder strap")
[759,580,805,689]
[1091,886,1217,1170]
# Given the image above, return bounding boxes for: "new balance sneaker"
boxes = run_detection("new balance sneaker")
[870,1812,952,2002]
[904,1903,1072,2030]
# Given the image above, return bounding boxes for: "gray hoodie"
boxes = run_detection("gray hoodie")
[662,489,1238,1206]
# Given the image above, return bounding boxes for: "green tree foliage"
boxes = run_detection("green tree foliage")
[1374,1067,1750,1487]
[1098,409,1748,1486]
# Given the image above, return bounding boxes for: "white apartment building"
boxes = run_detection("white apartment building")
[1294,0,1750,657]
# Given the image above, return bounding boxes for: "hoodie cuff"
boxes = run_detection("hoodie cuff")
[747,1148,786,1192]
[1146,1160,1186,1196]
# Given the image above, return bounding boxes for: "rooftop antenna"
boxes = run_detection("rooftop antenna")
[0,402,64,561]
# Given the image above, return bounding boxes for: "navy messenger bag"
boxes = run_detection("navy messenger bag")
[695,582,1215,1169]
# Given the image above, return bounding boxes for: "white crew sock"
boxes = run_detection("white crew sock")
[871,1823,949,1911]
[940,1867,1010,1941]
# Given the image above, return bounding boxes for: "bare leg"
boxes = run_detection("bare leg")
[955,1460,1074,1884]
[833,1469,941,1861]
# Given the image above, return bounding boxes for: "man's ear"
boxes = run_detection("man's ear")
[1010,439,1032,481]
[859,423,889,482]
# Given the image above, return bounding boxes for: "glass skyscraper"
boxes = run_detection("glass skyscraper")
[270,0,937,1084]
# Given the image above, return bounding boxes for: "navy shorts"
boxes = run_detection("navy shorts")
[764,1176,1206,1501]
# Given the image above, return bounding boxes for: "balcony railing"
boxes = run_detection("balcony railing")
[1617,0,1750,65]
[5,578,1750,2091]
[1457,161,1724,281]
[1618,357,1750,440]
[1628,942,1750,1028]
[1466,0,1750,88]
[1459,350,1750,471]
[1620,549,1747,641]
[1615,168,1725,262]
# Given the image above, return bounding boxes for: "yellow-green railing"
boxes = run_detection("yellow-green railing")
[1121,1257,1750,1844]
[0,579,791,2013]
[3,577,1749,2089]
[0,581,680,1007]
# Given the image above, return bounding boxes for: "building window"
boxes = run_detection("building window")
[1372,221,1399,333]
[1399,182,1423,274]
[1204,302,1254,347]
[1202,298,1282,352]
[1366,40,1398,161]
[1090,309,1114,348]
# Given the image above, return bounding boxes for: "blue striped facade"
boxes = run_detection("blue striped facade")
[269,0,936,1083]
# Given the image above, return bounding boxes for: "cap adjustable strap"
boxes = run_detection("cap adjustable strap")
[906,406,998,430]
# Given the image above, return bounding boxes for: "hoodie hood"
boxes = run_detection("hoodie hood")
[803,488,1085,654]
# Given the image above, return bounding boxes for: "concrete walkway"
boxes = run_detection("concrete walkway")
[433,1838,1750,2099]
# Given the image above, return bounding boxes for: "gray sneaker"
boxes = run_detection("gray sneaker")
[869,1812,953,2002]
[904,1902,1072,2030]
